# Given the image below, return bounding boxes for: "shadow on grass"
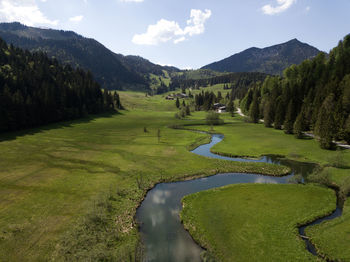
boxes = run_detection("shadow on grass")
[0,111,124,142]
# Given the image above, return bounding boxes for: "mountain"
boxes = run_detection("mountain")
[0,22,178,91]
[116,54,180,76]
[202,39,321,75]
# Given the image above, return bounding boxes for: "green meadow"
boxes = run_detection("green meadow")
[0,88,349,261]
[0,91,287,261]
[181,184,336,262]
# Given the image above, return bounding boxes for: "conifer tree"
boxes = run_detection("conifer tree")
[263,100,274,128]
[283,100,296,134]
[249,92,260,123]
[294,110,306,139]
[227,100,235,117]
[175,98,180,108]
[315,94,336,149]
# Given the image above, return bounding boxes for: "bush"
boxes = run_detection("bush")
[327,150,347,168]
[307,168,332,186]
[206,112,224,126]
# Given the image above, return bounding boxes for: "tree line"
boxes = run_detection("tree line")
[168,72,267,95]
[240,34,350,149]
[0,38,122,133]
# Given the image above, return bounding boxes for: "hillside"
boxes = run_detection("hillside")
[0,22,178,91]
[240,34,350,148]
[0,37,120,132]
[202,39,320,75]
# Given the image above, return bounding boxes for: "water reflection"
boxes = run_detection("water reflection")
[254,176,278,184]
[152,189,171,205]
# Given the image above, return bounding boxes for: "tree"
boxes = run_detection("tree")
[283,100,296,134]
[293,110,306,139]
[249,91,260,123]
[263,100,274,128]
[175,98,180,108]
[274,99,284,130]
[227,100,235,117]
[185,105,191,116]
[315,94,336,149]
[206,112,223,125]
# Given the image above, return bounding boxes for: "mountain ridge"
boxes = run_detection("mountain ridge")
[0,22,180,91]
[202,39,321,75]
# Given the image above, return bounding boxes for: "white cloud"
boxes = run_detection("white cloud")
[132,9,211,46]
[0,0,58,26]
[262,0,297,15]
[184,9,212,36]
[305,6,310,12]
[174,36,186,44]
[120,0,144,2]
[69,15,83,22]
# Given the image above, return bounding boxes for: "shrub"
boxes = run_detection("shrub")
[206,112,224,126]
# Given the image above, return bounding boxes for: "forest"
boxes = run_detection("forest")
[169,72,267,97]
[240,34,350,148]
[0,38,122,133]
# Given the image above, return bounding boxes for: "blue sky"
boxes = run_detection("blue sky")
[0,0,349,69]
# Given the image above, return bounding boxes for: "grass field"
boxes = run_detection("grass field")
[181,184,336,262]
[306,198,350,261]
[0,92,288,261]
[1,88,349,261]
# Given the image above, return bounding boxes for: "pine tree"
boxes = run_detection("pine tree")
[274,99,284,130]
[186,105,191,116]
[175,98,180,108]
[227,100,235,117]
[263,100,274,128]
[315,94,336,149]
[283,100,296,134]
[294,111,306,139]
[249,92,260,123]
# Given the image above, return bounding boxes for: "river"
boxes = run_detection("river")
[136,133,341,262]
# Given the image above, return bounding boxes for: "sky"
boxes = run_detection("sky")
[0,0,349,69]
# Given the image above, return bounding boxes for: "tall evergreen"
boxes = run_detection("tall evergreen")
[283,100,296,134]
[249,91,260,123]
[175,98,180,108]
[294,110,306,139]
[263,100,274,128]
[315,94,336,149]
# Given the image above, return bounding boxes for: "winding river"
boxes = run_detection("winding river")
[136,133,342,262]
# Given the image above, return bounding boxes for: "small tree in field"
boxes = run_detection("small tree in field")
[175,98,180,108]
[206,112,223,126]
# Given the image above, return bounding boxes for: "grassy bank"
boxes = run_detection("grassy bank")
[181,184,336,262]
[306,198,350,261]
[0,92,288,261]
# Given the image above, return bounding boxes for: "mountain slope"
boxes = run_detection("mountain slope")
[0,36,120,132]
[0,22,154,91]
[202,39,321,75]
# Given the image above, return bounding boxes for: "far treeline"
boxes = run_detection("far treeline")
[0,38,122,133]
[166,72,268,98]
[240,34,350,149]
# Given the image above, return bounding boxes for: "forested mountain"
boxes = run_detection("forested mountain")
[240,34,350,149]
[0,37,121,133]
[116,54,180,76]
[0,22,179,91]
[202,39,320,76]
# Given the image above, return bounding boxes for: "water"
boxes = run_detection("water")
[136,133,337,261]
